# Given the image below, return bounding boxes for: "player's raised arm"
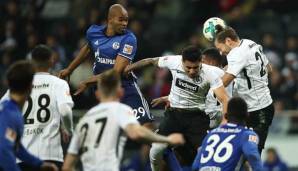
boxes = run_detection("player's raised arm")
[124,57,159,74]
[124,124,185,145]
[58,44,91,79]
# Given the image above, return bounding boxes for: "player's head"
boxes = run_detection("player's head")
[202,47,223,68]
[96,69,123,101]
[226,97,248,125]
[31,44,53,70]
[107,4,128,34]
[6,60,35,96]
[214,27,239,56]
[181,45,202,78]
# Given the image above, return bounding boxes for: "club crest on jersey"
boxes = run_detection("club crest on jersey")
[123,44,133,55]
[248,135,258,144]
[112,42,120,49]
[193,76,202,83]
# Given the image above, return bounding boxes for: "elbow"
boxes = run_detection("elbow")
[127,126,145,141]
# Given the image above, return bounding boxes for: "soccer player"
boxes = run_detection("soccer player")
[1,45,74,170]
[214,27,275,153]
[62,70,185,171]
[124,46,230,170]
[58,4,153,125]
[0,61,58,171]
[192,97,263,171]
[202,48,233,128]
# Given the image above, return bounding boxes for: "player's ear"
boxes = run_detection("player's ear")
[95,90,101,102]
[117,87,124,99]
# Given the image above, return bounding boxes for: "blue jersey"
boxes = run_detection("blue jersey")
[192,123,263,171]
[0,99,42,171]
[86,25,153,124]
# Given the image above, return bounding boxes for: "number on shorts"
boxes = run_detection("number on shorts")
[132,107,146,119]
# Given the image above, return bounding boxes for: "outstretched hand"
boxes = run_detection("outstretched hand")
[58,69,71,80]
[74,82,88,96]
[167,133,185,146]
[151,96,170,109]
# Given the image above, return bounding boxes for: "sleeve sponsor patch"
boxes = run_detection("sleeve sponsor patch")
[123,44,133,55]
[248,134,258,144]
[5,127,17,143]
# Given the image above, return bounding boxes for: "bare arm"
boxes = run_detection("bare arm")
[213,85,229,124]
[221,72,236,87]
[74,55,130,95]
[62,154,78,171]
[124,57,160,74]
[59,44,91,79]
[125,124,184,146]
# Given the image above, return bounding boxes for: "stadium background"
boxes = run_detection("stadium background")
[1,0,298,170]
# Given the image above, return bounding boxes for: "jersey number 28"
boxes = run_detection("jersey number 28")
[24,94,51,124]
[200,134,236,163]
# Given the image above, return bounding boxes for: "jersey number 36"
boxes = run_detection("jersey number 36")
[200,134,235,163]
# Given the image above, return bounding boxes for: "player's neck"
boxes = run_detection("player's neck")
[36,68,49,73]
[100,96,119,103]
[9,92,28,109]
[106,26,116,36]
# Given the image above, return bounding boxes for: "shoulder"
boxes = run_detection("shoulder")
[122,30,137,42]
[201,64,222,77]
[86,24,105,35]
[115,102,133,112]
[47,75,69,87]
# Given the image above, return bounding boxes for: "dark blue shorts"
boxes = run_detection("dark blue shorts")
[121,83,154,125]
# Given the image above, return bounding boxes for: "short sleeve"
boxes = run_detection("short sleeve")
[242,130,259,146]
[114,105,139,129]
[206,69,223,90]
[226,50,247,76]
[85,25,95,48]
[55,81,74,107]
[157,55,181,69]
[67,126,81,155]
[118,34,137,61]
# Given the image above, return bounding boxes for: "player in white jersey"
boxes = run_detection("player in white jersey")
[62,70,185,171]
[124,46,230,170]
[202,48,233,128]
[1,45,74,170]
[214,27,275,154]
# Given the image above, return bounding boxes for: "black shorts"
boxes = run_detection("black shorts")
[18,160,62,171]
[158,107,210,165]
[247,103,275,152]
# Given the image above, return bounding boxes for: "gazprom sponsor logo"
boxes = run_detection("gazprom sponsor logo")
[96,57,115,65]
[175,78,198,93]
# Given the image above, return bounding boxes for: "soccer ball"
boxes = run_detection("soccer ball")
[203,17,227,41]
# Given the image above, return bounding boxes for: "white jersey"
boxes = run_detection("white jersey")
[205,67,233,118]
[1,72,74,162]
[68,102,139,171]
[226,39,272,112]
[158,55,223,110]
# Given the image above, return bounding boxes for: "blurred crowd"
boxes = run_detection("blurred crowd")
[1,0,298,111]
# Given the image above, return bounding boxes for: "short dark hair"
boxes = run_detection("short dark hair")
[215,27,239,43]
[226,97,248,124]
[98,70,121,97]
[6,60,35,93]
[31,44,52,68]
[181,46,202,62]
[202,48,223,66]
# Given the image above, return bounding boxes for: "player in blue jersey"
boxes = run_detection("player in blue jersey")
[192,97,263,171]
[0,61,58,171]
[59,4,153,125]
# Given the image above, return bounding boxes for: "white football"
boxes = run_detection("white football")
[203,17,227,41]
